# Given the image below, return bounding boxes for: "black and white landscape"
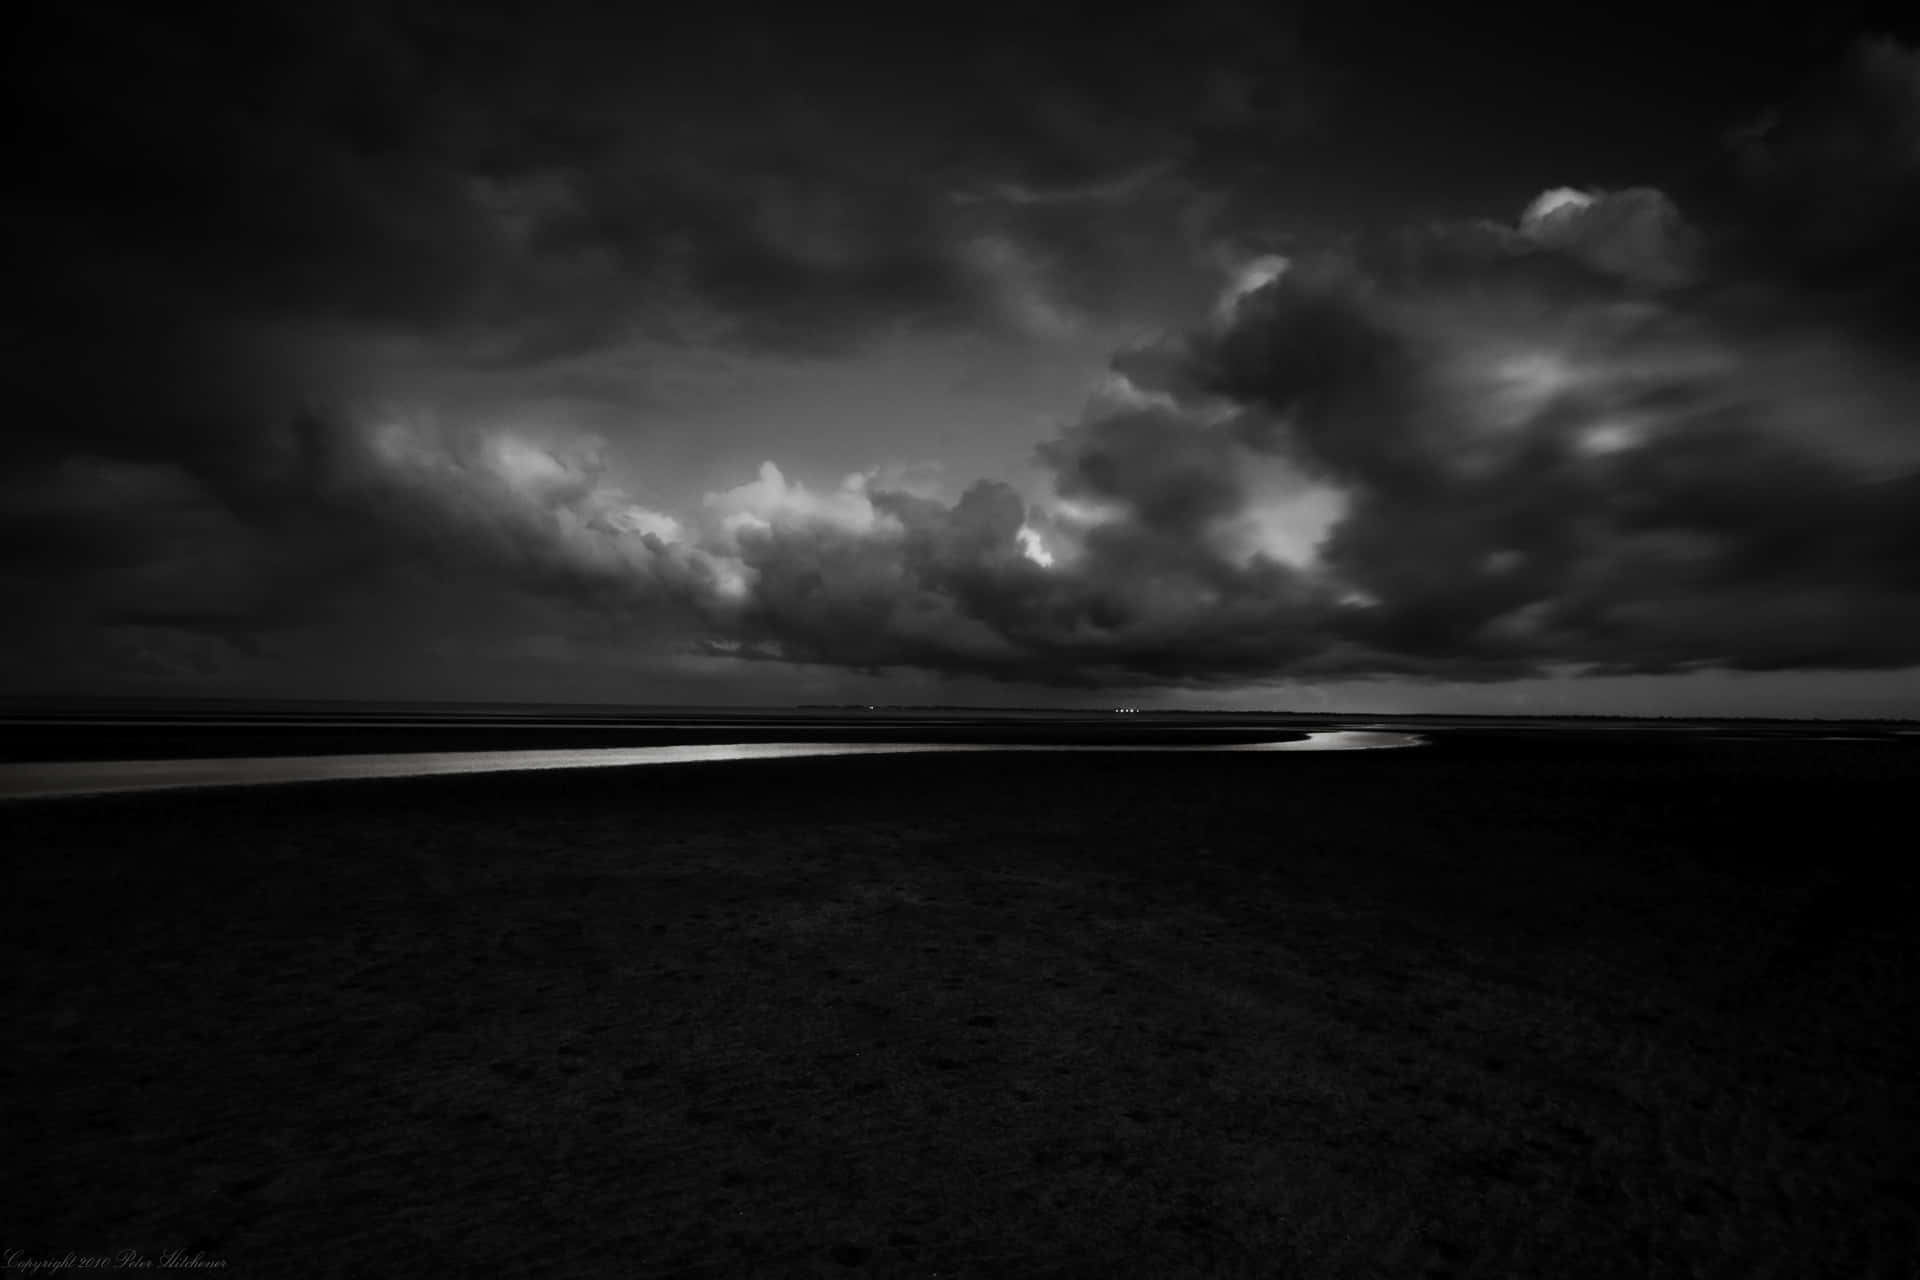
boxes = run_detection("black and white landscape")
[5,1,1920,1275]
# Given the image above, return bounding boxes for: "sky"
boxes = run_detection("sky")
[6,0,1920,715]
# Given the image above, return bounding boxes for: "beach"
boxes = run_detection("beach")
[6,732,1918,1276]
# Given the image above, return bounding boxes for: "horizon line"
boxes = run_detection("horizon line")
[0,693,1914,725]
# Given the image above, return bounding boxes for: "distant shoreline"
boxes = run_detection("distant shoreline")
[4,707,1913,771]
[0,695,1914,727]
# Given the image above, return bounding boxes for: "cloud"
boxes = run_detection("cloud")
[8,29,1920,698]
[1518,187,1702,290]
[1164,178,1920,678]
[650,39,1920,687]
[0,0,1324,557]
[952,160,1188,216]
[5,0,1308,410]
[1726,36,1920,332]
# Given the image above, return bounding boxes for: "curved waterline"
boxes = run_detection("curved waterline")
[0,732,1425,801]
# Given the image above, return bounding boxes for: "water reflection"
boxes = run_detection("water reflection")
[0,732,1425,800]
[1234,731,1424,751]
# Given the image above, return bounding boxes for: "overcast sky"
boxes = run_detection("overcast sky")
[6,0,1920,714]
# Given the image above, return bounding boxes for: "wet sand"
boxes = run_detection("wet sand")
[6,732,1918,1276]
[0,733,1422,802]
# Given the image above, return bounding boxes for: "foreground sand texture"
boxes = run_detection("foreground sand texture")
[7,734,1919,1277]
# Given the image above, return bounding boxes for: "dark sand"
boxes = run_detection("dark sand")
[6,732,1918,1277]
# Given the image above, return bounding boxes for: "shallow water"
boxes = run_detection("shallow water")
[0,731,1425,800]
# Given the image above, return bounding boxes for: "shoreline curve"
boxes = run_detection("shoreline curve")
[0,732,1426,802]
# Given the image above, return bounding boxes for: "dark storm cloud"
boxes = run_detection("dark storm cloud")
[1726,37,1920,337]
[1162,138,1920,678]
[6,18,1920,696]
[1,0,1314,497]
[2,0,1312,459]
[10,0,1309,356]
[708,486,1336,688]
[681,37,1920,685]
[0,0,1314,690]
